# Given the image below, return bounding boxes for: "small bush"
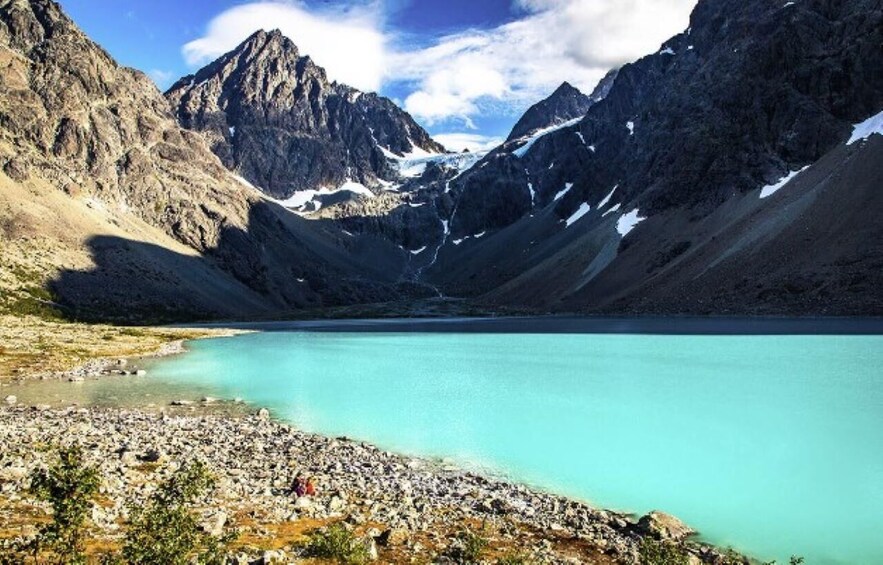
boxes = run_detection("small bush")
[117,461,233,565]
[29,445,100,565]
[442,527,489,564]
[638,538,690,565]
[303,524,371,565]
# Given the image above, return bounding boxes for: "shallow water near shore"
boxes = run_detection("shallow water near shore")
[12,322,883,564]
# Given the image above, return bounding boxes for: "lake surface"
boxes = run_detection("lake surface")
[19,319,883,563]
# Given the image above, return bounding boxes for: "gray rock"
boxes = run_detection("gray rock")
[636,510,696,542]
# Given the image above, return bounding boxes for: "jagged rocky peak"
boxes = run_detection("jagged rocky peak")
[166,28,445,199]
[507,81,594,141]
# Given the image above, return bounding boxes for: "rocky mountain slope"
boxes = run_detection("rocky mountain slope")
[0,0,415,321]
[422,0,883,315]
[166,30,445,200]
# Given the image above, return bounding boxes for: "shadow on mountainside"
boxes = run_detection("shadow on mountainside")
[47,201,433,324]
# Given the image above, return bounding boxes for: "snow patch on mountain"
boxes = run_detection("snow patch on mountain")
[602,203,621,217]
[598,185,618,208]
[512,117,583,158]
[759,166,809,199]
[616,209,646,236]
[847,110,883,145]
[565,203,591,227]
[554,183,574,201]
[277,180,375,212]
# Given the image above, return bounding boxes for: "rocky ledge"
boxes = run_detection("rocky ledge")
[0,405,744,564]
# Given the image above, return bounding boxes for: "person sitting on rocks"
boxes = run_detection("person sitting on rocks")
[290,473,306,497]
[305,476,316,496]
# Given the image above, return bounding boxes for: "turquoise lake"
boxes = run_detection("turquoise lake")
[77,327,883,563]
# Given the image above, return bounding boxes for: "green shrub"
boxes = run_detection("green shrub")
[29,445,100,565]
[638,538,690,565]
[116,461,232,565]
[303,523,371,565]
[441,526,489,564]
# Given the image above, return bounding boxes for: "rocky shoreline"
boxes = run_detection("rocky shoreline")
[0,401,745,564]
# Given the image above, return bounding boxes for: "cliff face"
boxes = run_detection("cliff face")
[0,0,413,321]
[166,30,445,199]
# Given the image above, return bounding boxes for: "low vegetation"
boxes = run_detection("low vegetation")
[108,461,233,565]
[302,523,371,564]
[638,538,690,565]
[440,526,490,564]
[0,451,233,565]
[0,445,100,565]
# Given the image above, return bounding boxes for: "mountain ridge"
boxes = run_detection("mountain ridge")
[166,29,445,200]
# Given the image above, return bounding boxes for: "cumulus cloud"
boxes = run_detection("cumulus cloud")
[394,0,696,126]
[432,133,505,153]
[182,1,387,92]
[182,0,696,125]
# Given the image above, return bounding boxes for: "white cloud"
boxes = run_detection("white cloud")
[392,0,696,125]
[182,0,697,126]
[182,1,387,92]
[432,133,504,153]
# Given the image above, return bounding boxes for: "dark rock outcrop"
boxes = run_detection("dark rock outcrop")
[166,30,445,199]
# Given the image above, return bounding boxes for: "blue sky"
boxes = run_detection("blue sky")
[58,0,696,150]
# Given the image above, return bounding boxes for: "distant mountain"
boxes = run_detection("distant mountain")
[0,0,420,321]
[507,73,617,142]
[166,30,445,199]
[424,0,883,315]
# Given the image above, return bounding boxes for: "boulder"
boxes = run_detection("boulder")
[636,510,695,542]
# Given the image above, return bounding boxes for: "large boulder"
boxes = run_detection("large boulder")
[636,510,695,542]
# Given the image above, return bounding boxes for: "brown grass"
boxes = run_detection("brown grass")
[0,314,237,381]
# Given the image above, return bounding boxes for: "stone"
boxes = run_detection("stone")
[365,538,378,561]
[3,395,16,405]
[636,510,695,542]
[200,511,228,537]
[257,408,270,420]
[139,449,163,463]
[376,528,409,547]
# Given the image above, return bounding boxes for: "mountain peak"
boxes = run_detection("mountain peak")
[165,27,444,198]
[507,81,593,141]
[552,81,580,96]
